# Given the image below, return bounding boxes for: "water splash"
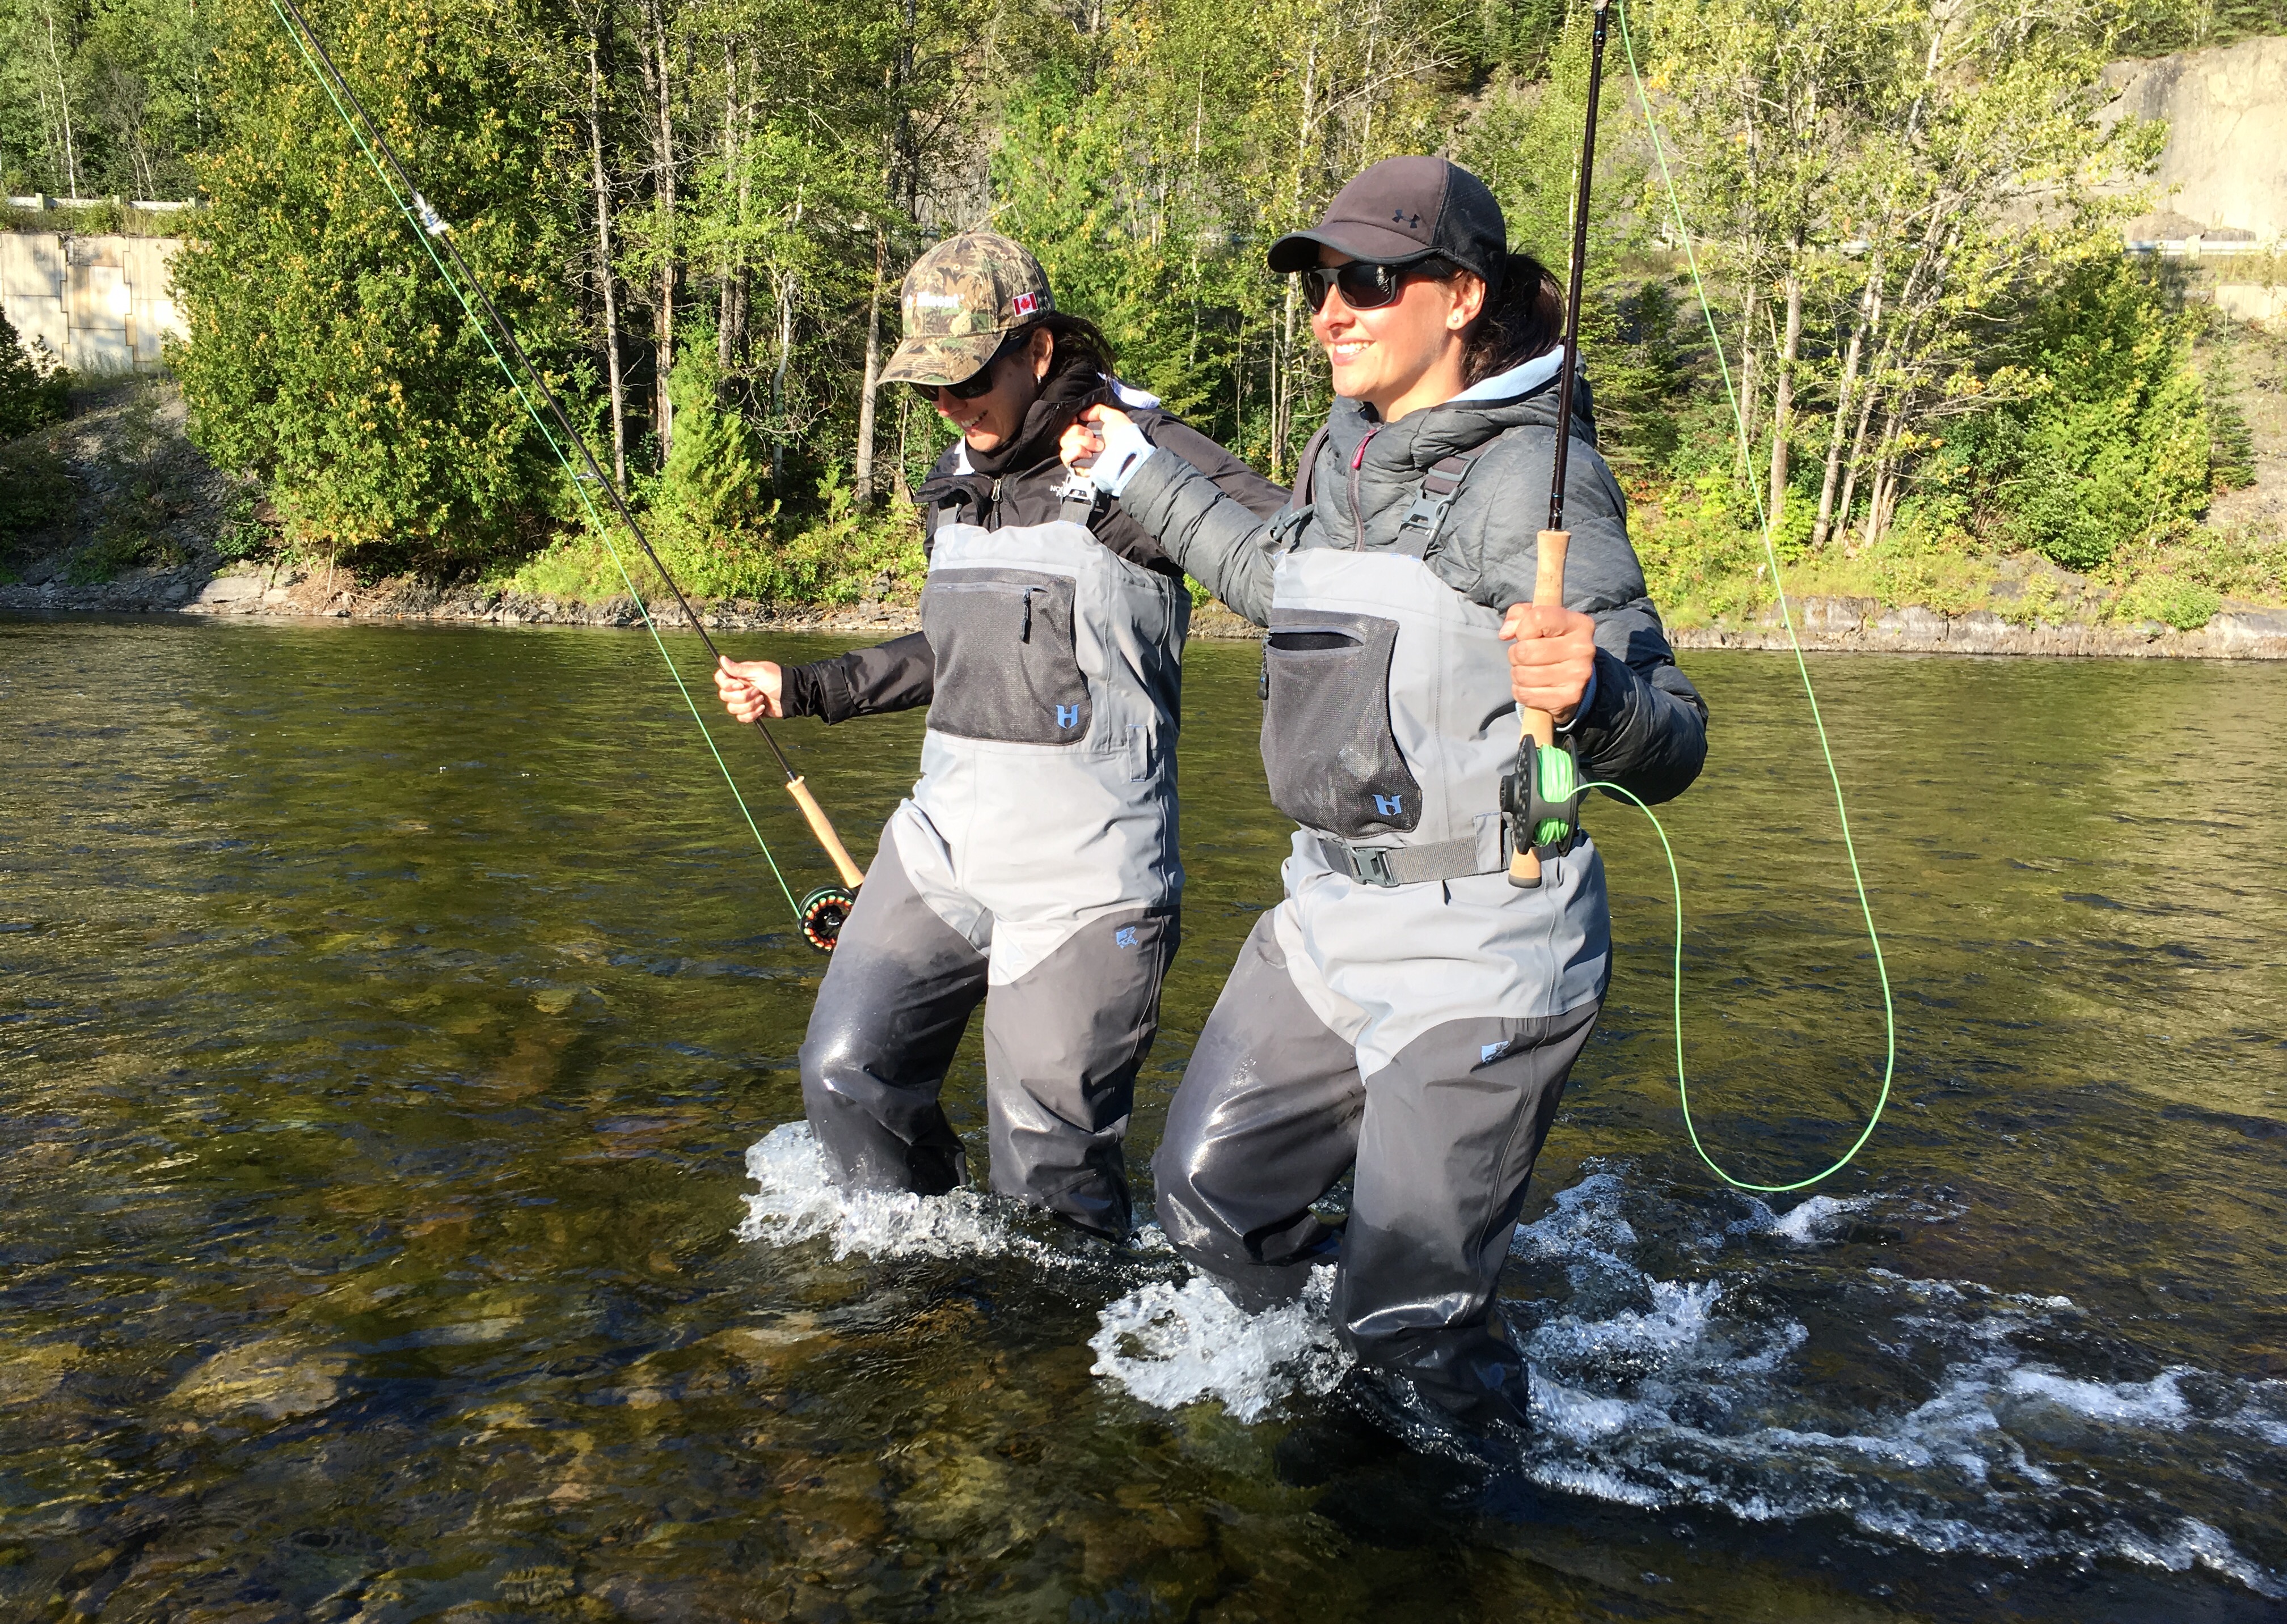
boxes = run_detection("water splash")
[1090,1267,1349,1424]
[738,1122,1049,1264]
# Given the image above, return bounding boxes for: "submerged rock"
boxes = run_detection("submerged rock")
[170,1338,351,1419]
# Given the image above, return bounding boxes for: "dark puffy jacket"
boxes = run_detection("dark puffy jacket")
[1113,368,1708,806]
[779,387,1285,724]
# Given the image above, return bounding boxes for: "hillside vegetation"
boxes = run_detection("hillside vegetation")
[3,0,2283,625]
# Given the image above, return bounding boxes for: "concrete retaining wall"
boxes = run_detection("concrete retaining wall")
[1,232,187,373]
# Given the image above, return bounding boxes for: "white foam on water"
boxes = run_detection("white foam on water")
[1500,1166,2287,1598]
[1088,1267,1350,1424]
[1764,1194,1868,1244]
[737,1122,1052,1264]
[2003,1367,2191,1426]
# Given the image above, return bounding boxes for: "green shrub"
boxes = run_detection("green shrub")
[0,312,71,441]
[0,438,79,550]
[1957,257,2215,572]
[171,0,585,574]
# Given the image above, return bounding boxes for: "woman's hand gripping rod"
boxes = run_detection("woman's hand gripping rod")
[1503,0,1610,888]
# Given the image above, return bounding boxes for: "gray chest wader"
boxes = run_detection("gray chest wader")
[799,492,1187,1239]
[1151,442,1608,1427]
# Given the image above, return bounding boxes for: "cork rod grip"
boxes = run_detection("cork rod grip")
[1507,528,1573,886]
[786,776,865,890]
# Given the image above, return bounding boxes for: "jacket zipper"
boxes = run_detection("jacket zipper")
[1348,428,1380,551]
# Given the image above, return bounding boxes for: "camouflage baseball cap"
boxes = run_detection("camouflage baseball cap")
[879,231,1056,388]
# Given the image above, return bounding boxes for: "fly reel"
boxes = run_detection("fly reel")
[799,886,855,953]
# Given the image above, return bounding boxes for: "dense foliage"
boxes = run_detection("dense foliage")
[6,0,2275,612]
[0,309,71,439]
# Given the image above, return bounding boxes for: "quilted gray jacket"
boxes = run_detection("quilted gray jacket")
[1115,365,1708,805]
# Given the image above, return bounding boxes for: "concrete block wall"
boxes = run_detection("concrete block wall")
[1,232,188,374]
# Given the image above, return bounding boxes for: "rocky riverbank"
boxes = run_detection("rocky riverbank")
[11,564,2287,658]
[1674,596,2287,659]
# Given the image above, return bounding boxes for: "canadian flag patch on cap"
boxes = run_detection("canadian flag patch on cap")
[1011,291,1041,317]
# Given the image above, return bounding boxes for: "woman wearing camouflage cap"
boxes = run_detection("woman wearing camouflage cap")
[715,231,1281,1239]
[1062,157,1708,1432]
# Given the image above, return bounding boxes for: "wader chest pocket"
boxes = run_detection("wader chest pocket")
[1260,610,1422,838]
[922,567,1092,745]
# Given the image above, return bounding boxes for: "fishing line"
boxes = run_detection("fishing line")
[1550,0,1900,1192]
[267,0,865,948]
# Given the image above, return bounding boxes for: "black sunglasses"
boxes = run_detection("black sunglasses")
[910,336,1014,403]
[1299,258,1454,314]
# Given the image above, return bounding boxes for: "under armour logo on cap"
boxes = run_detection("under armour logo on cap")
[1392,209,1422,230]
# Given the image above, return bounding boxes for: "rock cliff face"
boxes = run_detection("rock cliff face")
[2102,36,2287,244]
[1673,597,2287,660]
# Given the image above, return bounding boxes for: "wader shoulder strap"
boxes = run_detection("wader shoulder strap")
[1290,422,1332,510]
[1054,472,1102,527]
[1393,437,1505,558]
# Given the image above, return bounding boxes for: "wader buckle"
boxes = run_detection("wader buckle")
[1500,735,1583,859]
[1341,844,1402,887]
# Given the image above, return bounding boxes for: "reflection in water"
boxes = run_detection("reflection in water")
[2,614,2284,1621]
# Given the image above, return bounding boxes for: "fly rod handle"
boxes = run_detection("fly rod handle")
[786,776,865,890]
[1509,527,1573,886]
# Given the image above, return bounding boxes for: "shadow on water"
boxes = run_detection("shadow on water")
[2,612,2283,1622]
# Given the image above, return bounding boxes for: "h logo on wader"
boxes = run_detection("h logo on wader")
[1056,704,1081,729]
[1115,925,1138,949]
[1373,793,1405,817]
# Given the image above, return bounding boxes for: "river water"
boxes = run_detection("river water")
[3,613,2284,1622]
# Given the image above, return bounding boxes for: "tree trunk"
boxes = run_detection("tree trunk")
[770,269,795,490]
[1834,375,1880,554]
[854,227,886,505]
[1766,246,1803,529]
[732,49,753,367]
[1271,32,1319,482]
[1860,408,1902,549]
[39,0,78,198]
[1813,252,1882,548]
[718,40,737,373]
[1735,275,1760,477]
[585,32,627,490]
[643,0,677,461]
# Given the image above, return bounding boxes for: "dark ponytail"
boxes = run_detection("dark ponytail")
[1026,312,1117,387]
[1453,252,1564,386]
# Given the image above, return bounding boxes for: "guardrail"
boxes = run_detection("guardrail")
[7,197,201,212]
[2125,237,2276,258]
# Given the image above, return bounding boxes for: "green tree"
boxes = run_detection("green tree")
[171,0,585,573]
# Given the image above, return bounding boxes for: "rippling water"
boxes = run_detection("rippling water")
[3,612,2284,1622]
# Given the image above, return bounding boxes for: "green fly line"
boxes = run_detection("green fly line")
[1558,0,1899,1195]
[268,0,801,924]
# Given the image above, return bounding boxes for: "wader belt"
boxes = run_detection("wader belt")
[1314,833,1497,888]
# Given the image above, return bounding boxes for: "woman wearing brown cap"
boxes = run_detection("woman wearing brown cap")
[1062,158,1708,1433]
[715,231,1281,1240]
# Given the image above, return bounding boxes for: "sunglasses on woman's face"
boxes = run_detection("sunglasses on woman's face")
[911,339,1012,404]
[1301,260,1417,313]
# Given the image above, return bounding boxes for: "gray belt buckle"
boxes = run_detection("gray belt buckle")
[1345,844,1399,887]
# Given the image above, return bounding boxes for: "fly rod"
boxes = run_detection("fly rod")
[269,0,862,949]
[1503,0,1608,887]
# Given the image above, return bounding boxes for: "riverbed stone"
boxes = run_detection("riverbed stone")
[171,1337,351,1419]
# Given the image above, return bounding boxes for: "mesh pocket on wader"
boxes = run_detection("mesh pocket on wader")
[921,567,1092,745]
[1259,608,1421,838]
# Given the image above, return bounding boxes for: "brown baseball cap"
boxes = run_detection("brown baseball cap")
[1268,157,1507,286]
[879,231,1056,388]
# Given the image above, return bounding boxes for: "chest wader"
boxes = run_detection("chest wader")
[1150,451,1610,1428]
[799,498,1187,1239]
